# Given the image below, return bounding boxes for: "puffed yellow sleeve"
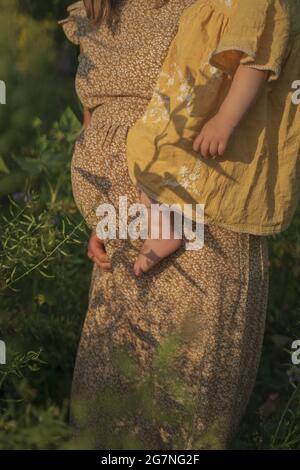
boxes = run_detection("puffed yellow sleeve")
[209,0,291,82]
[58,1,88,45]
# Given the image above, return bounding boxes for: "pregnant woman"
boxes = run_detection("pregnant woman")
[59,0,269,450]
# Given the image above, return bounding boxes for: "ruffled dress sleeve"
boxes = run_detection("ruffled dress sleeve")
[58,1,88,45]
[209,0,291,82]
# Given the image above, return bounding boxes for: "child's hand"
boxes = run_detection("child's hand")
[193,113,235,158]
[193,66,268,158]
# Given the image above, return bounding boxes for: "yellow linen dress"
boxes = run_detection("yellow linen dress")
[127,0,300,235]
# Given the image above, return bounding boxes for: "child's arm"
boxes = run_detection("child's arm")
[193,65,269,157]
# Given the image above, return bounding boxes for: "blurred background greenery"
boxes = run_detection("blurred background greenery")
[0,0,299,450]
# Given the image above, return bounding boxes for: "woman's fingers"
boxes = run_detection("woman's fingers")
[87,250,110,270]
[90,252,111,271]
[98,262,112,272]
[87,231,111,271]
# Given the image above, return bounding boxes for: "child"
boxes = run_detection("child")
[127,0,300,276]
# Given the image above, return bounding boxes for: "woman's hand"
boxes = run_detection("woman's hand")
[87,230,111,272]
[193,113,235,158]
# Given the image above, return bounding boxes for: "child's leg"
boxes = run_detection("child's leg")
[133,191,182,276]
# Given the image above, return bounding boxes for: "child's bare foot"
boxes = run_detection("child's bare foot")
[133,191,182,276]
[134,237,182,276]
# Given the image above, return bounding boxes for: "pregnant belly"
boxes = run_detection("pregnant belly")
[71,117,139,229]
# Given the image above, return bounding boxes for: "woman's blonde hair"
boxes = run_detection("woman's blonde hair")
[83,0,169,28]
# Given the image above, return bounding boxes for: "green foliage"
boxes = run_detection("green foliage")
[234,209,300,450]
[0,106,80,196]
[0,0,79,157]
[0,351,72,450]
[17,0,72,21]
[0,108,91,450]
